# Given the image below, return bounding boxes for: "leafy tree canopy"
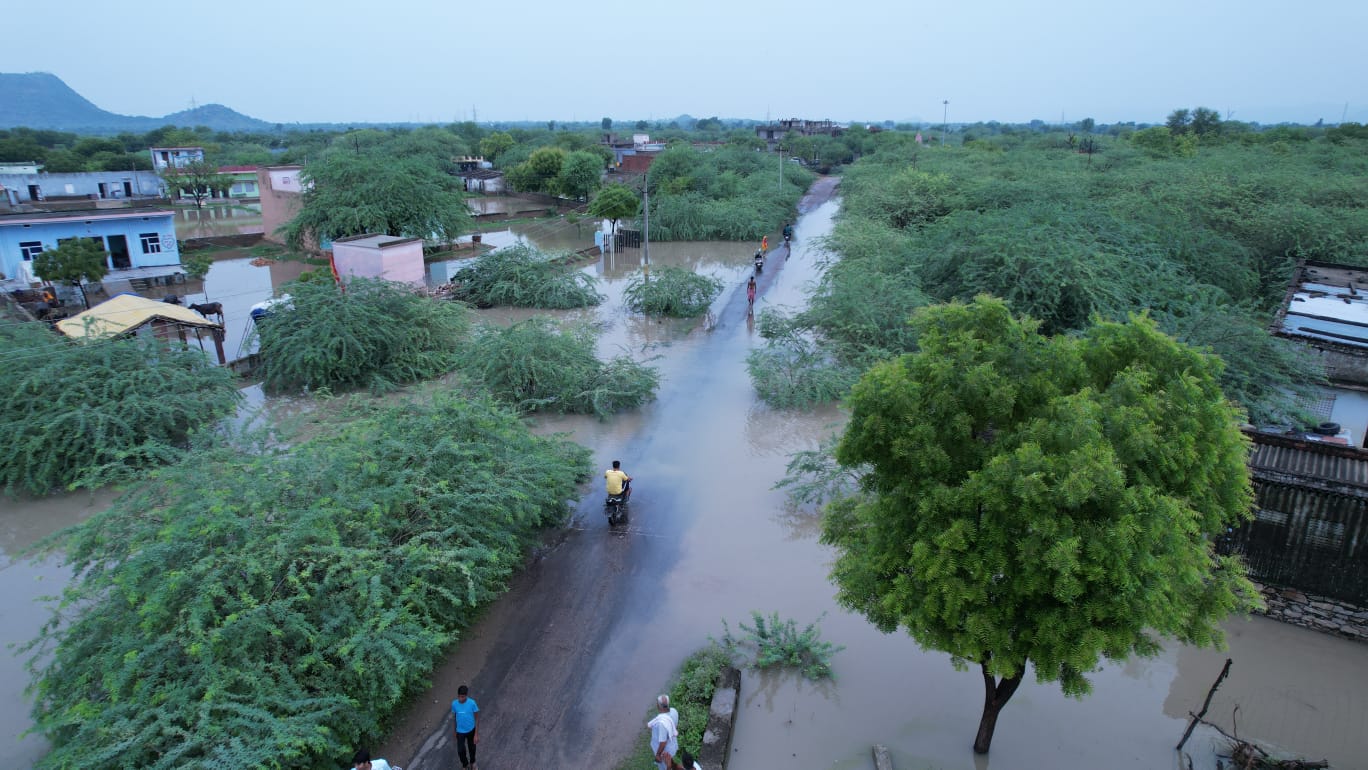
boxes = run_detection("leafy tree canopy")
[821,297,1258,754]
[0,321,240,494]
[587,183,639,233]
[557,150,604,200]
[283,153,472,250]
[27,394,590,769]
[255,277,468,393]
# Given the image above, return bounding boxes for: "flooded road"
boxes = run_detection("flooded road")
[6,180,1364,769]
[381,179,1368,770]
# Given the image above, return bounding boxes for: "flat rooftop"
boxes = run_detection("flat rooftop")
[1278,261,1368,348]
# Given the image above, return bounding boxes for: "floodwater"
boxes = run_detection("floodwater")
[172,201,264,239]
[5,189,1365,770]
[0,490,115,768]
[381,191,1368,770]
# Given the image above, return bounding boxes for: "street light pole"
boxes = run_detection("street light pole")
[642,162,650,275]
[778,144,784,191]
[942,100,950,146]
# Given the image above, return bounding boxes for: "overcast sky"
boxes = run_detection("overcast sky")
[3,0,1364,126]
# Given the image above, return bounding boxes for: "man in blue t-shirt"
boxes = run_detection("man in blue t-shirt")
[451,684,480,770]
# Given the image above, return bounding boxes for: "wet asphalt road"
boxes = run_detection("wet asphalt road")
[377,178,840,770]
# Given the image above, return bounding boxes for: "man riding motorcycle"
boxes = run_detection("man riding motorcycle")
[605,460,632,502]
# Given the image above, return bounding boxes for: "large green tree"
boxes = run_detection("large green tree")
[557,150,604,201]
[32,238,108,309]
[586,183,639,235]
[820,297,1258,755]
[506,146,566,194]
[160,160,229,209]
[283,153,472,251]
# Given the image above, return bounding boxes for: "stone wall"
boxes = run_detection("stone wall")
[1255,581,1368,642]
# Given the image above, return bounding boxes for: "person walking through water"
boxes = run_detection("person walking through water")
[761,234,769,253]
[746,276,757,311]
[451,684,479,770]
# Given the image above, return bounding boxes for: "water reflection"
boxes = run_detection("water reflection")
[173,202,264,239]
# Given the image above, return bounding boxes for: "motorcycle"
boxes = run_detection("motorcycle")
[754,252,765,274]
[605,489,629,526]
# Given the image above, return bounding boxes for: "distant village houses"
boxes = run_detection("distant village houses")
[149,146,205,171]
[754,119,844,149]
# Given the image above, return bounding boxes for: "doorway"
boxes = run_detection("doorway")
[106,235,131,269]
[123,180,133,197]
[27,184,41,201]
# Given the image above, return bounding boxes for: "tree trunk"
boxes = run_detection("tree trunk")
[973,661,1023,754]
[75,280,90,309]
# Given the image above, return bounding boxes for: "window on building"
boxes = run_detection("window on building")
[19,241,43,261]
[140,232,162,254]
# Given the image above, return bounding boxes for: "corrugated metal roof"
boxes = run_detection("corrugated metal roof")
[1248,436,1368,489]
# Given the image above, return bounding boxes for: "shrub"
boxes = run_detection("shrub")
[255,277,468,393]
[721,611,844,681]
[623,266,723,318]
[746,311,859,409]
[26,394,591,770]
[0,321,240,494]
[618,645,733,770]
[459,317,659,418]
[447,244,603,309]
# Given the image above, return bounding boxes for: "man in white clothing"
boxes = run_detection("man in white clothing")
[646,694,678,770]
[350,749,394,770]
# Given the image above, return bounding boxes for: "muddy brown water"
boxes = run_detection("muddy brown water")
[172,201,264,240]
[4,183,1365,768]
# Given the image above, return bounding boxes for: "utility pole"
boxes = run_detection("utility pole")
[942,100,950,146]
[642,163,650,276]
[778,144,784,191]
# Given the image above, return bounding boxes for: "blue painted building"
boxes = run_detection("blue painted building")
[0,208,180,286]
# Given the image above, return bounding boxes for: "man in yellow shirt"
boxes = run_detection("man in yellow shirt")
[605,460,632,500]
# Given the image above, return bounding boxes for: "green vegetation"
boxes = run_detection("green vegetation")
[751,121,1368,422]
[31,238,108,308]
[586,183,639,236]
[644,145,814,241]
[180,250,215,280]
[160,159,229,209]
[819,297,1258,754]
[254,277,468,394]
[458,317,658,418]
[623,266,723,318]
[284,152,472,251]
[26,394,591,770]
[720,611,843,681]
[0,321,240,495]
[617,644,733,770]
[447,244,602,309]
[745,311,859,408]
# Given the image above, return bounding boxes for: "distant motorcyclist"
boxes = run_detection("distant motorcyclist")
[753,249,765,273]
[605,460,632,501]
[783,223,793,242]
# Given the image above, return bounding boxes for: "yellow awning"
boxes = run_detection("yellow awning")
[56,293,222,339]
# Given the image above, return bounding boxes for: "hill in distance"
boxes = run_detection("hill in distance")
[0,72,272,133]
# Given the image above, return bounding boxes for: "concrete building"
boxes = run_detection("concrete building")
[330,234,424,286]
[0,170,163,204]
[257,165,306,248]
[755,118,843,149]
[0,208,181,288]
[149,146,205,171]
[456,168,505,194]
[217,166,260,199]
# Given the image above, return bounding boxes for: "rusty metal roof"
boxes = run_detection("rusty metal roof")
[1247,431,1368,491]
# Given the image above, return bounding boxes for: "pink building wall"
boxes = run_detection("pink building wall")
[331,234,425,286]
